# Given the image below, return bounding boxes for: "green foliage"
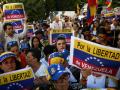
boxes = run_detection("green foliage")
[3,0,120,21]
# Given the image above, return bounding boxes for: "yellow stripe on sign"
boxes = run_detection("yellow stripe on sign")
[4,4,23,10]
[0,68,34,85]
[74,39,120,61]
[51,29,73,34]
[27,25,33,29]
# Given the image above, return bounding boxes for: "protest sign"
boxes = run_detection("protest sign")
[70,36,120,79]
[4,19,24,34]
[0,67,34,90]
[3,3,25,20]
[49,29,74,45]
[27,25,34,37]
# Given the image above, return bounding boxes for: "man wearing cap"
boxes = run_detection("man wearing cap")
[48,50,77,84]
[48,64,70,90]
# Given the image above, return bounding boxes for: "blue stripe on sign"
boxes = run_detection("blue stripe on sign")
[73,48,120,68]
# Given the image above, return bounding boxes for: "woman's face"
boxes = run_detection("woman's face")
[55,74,69,90]
[10,46,19,56]
[56,40,66,52]
[1,57,16,73]
[26,52,36,66]
[33,38,39,48]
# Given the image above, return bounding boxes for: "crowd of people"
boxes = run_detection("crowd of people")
[0,1,120,90]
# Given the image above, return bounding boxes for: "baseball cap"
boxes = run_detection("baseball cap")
[48,52,64,65]
[48,49,69,65]
[0,52,16,62]
[48,64,69,80]
[7,41,18,47]
[20,42,29,51]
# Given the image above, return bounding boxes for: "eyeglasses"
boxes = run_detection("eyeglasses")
[7,41,18,47]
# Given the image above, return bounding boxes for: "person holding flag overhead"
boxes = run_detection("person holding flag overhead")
[87,0,97,25]
[3,19,27,51]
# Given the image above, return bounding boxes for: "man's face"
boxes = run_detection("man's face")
[1,57,16,73]
[55,74,69,90]
[56,40,66,52]
[5,25,14,36]
[10,46,19,56]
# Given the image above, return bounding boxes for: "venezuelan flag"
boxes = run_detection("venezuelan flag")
[87,0,97,25]
[105,0,112,8]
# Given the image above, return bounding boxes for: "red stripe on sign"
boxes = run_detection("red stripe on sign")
[6,14,25,19]
[73,57,118,76]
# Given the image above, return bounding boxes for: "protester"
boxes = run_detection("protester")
[26,48,50,90]
[20,42,30,55]
[40,45,55,68]
[7,41,27,68]
[48,64,70,90]
[0,51,21,73]
[63,16,72,29]
[0,1,120,90]
[50,16,63,30]
[3,21,27,50]
[30,36,44,58]
[54,35,70,52]
[80,69,118,89]
[48,51,78,87]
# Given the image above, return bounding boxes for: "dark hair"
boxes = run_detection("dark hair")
[55,36,66,47]
[56,36,66,42]
[27,48,41,62]
[43,45,55,58]
[35,30,44,36]
[55,36,70,52]
[3,23,13,31]
[42,23,49,28]
[7,41,19,51]
[31,36,43,49]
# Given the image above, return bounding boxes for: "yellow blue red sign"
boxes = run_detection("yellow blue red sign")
[3,3,26,20]
[70,37,120,79]
[0,67,34,90]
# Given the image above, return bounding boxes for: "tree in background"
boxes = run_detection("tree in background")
[1,0,120,21]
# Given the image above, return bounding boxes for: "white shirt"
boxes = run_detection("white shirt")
[87,74,106,88]
[35,64,48,77]
[87,74,117,88]
[111,24,115,31]
[51,21,63,30]
[4,23,27,50]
